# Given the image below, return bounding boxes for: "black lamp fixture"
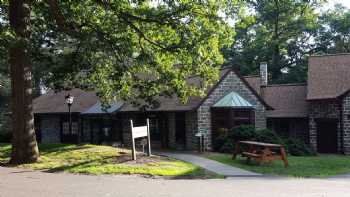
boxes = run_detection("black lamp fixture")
[65,93,74,135]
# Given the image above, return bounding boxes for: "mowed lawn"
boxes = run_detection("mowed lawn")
[0,143,207,177]
[204,153,350,178]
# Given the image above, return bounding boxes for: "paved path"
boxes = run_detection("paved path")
[1,166,350,197]
[329,173,350,180]
[159,152,262,177]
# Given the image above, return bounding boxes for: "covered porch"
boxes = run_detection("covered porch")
[211,91,255,149]
[81,108,189,150]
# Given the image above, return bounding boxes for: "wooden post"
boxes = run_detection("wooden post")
[232,142,240,159]
[130,119,136,160]
[146,118,151,156]
[280,147,289,168]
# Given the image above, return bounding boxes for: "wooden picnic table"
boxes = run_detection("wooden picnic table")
[232,140,289,168]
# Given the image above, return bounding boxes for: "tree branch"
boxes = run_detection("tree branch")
[46,0,78,34]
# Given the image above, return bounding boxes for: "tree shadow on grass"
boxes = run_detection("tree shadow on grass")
[38,144,92,154]
[43,156,116,173]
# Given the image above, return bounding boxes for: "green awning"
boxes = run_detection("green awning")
[213,91,253,108]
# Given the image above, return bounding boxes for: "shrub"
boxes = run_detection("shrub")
[254,128,284,145]
[212,125,315,156]
[283,138,316,156]
[0,131,11,143]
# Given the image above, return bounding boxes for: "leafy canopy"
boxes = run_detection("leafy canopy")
[1,0,236,107]
[315,4,350,54]
[223,0,322,83]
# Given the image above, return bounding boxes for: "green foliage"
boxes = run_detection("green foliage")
[315,4,350,54]
[1,1,237,107]
[223,0,323,83]
[0,74,11,139]
[283,138,316,156]
[213,125,315,156]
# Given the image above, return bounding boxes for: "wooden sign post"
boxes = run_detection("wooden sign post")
[130,118,151,160]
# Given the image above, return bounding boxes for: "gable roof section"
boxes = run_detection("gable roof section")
[262,84,308,118]
[307,53,350,100]
[195,69,272,110]
[33,88,99,114]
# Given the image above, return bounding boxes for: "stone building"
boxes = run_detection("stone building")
[33,53,350,154]
[34,68,271,151]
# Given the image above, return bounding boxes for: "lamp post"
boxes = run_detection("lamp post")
[65,94,74,136]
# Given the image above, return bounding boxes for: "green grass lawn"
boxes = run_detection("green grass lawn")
[0,143,209,177]
[204,153,350,178]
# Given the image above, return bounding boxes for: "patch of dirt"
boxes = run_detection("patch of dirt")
[113,153,173,165]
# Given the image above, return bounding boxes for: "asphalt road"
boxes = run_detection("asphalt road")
[0,166,349,197]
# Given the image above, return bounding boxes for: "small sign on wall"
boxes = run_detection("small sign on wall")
[130,119,151,160]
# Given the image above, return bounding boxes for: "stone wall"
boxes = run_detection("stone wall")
[342,93,350,155]
[197,70,267,150]
[40,116,61,143]
[308,100,341,151]
[185,111,198,150]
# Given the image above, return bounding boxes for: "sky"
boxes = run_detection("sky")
[326,0,350,9]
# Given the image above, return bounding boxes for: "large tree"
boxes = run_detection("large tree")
[224,0,322,83]
[7,0,39,164]
[2,0,235,163]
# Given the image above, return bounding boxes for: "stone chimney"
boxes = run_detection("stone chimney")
[260,62,268,86]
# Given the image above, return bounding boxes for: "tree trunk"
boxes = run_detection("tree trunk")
[271,0,281,81]
[9,0,39,164]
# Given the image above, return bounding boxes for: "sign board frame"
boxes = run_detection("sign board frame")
[130,119,151,160]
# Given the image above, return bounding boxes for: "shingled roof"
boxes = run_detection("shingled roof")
[33,89,99,114]
[262,84,308,118]
[33,68,271,113]
[244,75,261,94]
[307,53,350,100]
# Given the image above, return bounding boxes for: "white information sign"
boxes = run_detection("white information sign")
[130,119,151,160]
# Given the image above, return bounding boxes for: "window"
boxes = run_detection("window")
[62,122,78,135]
[233,109,255,127]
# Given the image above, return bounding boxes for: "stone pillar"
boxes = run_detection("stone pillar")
[197,106,212,151]
[185,111,198,150]
[342,94,350,155]
[255,108,267,129]
[309,117,317,151]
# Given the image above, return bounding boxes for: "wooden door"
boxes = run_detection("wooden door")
[317,119,338,153]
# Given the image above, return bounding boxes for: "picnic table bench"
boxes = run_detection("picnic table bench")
[232,140,289,168]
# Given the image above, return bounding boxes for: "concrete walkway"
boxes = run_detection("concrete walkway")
[329,173,350,180]
[159,152,262,177]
